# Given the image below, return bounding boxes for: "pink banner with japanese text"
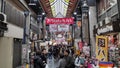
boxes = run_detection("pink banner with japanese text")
[46,18,74,25]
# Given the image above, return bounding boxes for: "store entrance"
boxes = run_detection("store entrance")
[13,38,22,68]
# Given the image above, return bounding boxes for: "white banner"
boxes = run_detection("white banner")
[58,24,69,32]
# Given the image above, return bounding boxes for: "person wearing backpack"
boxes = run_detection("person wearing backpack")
[74,52,85,68]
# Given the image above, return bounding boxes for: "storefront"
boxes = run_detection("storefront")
[46,18,74,46]
[94,19,120,66]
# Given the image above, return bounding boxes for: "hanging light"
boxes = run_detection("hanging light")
[42,12,45,15]
[74,12,77,15]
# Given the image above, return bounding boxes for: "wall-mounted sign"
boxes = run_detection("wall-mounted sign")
[96,36,108,61]
[96,20,120,35]
[97,25,113,34]
[46,18,74,25]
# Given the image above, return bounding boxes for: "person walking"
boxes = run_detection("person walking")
[34,51,44,68]
[64,49,75,68]
[57,54,66,68]
[41,49,47,68]
[74,52,85,68]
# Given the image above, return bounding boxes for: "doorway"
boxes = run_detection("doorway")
[13,38,22,68]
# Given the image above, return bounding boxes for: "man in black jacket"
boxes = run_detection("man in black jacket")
[34,51,44,68]
[64,49,75,68]
[41,49,47,68]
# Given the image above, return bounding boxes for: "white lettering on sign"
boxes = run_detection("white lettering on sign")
[97,25,113,34]
[46,18,74,24]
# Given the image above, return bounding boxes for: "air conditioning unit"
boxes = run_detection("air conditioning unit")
[105,17,111,24]
[0,12,7,23]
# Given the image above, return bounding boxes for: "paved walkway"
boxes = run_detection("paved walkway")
[16,64,33,68]
[16,56,59,68]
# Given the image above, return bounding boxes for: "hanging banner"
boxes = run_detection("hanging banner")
[77,21,81,27]
[46,18,74,25]
[78,41,83,51]
[96,36,108,61]
[58,24,69,32]
[49,24,58,32]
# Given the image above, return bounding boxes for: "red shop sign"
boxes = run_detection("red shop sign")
[46,18,74,25]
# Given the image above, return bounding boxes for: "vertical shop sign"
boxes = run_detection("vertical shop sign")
[78,41,83,51]
[77,21,81,27]
[22,44,27,63]
[96,36,108,61]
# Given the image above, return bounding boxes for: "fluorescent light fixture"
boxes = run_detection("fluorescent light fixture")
[28,3,36,6]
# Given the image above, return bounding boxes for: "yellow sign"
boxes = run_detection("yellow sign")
[96,36,108,61]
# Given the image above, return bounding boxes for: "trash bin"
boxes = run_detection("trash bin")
[99,62,113,68]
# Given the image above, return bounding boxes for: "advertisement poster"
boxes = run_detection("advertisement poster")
[55,34,65,44]
[78,41,83,51]
[49,24,58,32]
[96,36,108,61]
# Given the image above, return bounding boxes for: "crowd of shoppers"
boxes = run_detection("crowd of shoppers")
[33,44,98,68]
